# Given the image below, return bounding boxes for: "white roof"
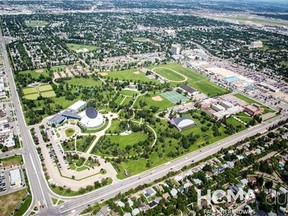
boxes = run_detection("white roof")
[68,100,87,111]
[9,169,21,185]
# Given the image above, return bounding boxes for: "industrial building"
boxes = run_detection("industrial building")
[9,169,22,187]
[79,107,104,129]
[170,117,196,131]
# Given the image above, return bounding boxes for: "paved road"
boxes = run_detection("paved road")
[0,30,60,215]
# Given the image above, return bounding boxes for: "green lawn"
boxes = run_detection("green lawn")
[38,84,53,92]
[153,67,186,82]
[41,91,56,98]
[65,128,75,137]
[134,94,174,110]
[0,155,23,167]
[226,117,246,131]
[235,112,252,123]
[107,69,160,84]
[22,87,38,95]
[120,89,139,97]
[66,43,100,52]
[25,20,48,27]
[19,68,50,79]
[22,84,56,100]
[109,132,148,150]
[116,110,229,179]
[234,93,274,114]
[150,64,229,96]
[65,77,103,87]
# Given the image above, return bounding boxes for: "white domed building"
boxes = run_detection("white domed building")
[79,107,104,129]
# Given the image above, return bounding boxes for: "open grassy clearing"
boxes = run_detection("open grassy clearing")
[134,94,174,110]
[0,189,27,216]
[107,69,160,84]
[234,93,274,114]
[22,84,56,100]
[66,43,100,52]
[0,155,23,167]
[65,128,75,137]
[116,110,229,178]
[40,91,56,98]
[226,117,246,131]
[109,132,148,150]
[25,20,48,27]
[235,112,252,123]
[150,64,228,96]
[153,67,186,81]
[120,89,139,97]
[65,77,103,87]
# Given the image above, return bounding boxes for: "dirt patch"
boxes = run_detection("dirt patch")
[133,71,140,75]
[152,96,163,101]
[99,72,108,77]
[35,69,44,73]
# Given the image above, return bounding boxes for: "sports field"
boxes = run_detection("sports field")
[151,64,229,96]
[66,43,100,52]
[22,84,56,100]
[161,91,188,104]
[25,20,48,27]
[107,69,159,84]
[153,67,186,82]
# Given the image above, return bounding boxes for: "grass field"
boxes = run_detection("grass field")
[153,67,186,82]
[0,189,27,216]
[65,128,75,137]
[109,132,148,150]
[134,94,174,110]
[65,77,103,87]
[234,93,274,114]
[22,87,38,95]
[22,84,56,100]
[25,20,48,27]
[38,84,53,92]
[235,112,252,123]
[151,64,229,96]
[226,117,246,131]
[116,110,229,178]
[120,89,139,97]
[0,155,23,167]
[66,43,100,52]
[107,69,159,84]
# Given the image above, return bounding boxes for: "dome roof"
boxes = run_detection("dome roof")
[85,107,98,119]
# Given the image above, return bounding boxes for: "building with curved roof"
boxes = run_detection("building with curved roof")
[79,107,104,129]
[170,117,196,131]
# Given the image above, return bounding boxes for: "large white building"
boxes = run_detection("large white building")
[68,100,87,113]
[171,44,181,55]
[250,41,263,48]
[79,107,104,129]
[9,169,22,187]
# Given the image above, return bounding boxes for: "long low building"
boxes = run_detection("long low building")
[9,169,22,187]
[170,117,196,131]
[67,100,87,113]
